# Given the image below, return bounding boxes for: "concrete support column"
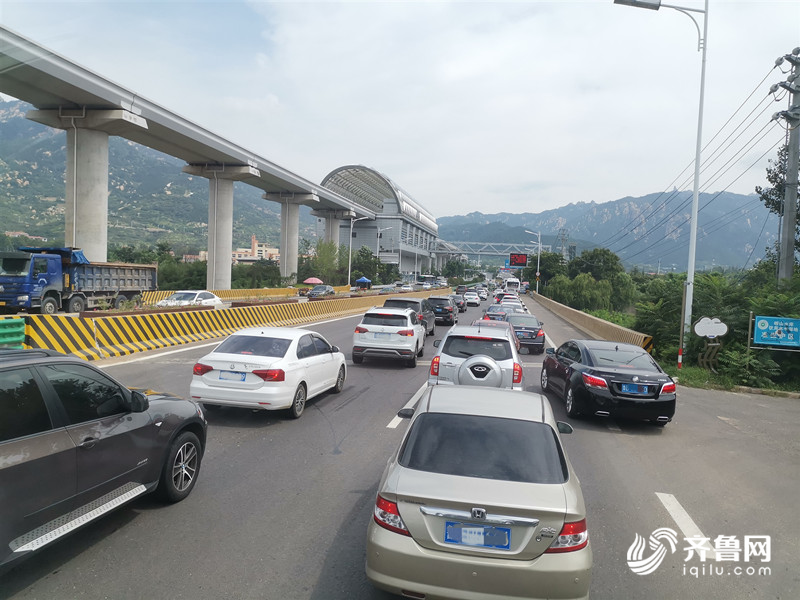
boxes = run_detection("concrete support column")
[65,127,109,261]
[207,176,234,290]
[280,201,300,281]
[324,217,342,247]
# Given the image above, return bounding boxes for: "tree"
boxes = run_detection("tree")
[756,144,799,254]
[568,248,624,281]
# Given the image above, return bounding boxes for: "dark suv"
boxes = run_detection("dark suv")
[428,295,458,325]
[382,297,436,336]
[0,349,207,571]
[307,284,336,298]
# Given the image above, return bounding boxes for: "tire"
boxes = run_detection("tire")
[114,294,127,309]
[40,297,59,315]
[540,368,550,391]
[157,431,202,503]
[67,295,86,313]
[332,366,345,393]
[289,384,307,418]
[565,387,581,418]
[406,351,417,368]
[352,354,363,364]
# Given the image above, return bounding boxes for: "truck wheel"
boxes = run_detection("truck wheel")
[67,296,86,314]
[114,294,127,309]
[40,297,58,315]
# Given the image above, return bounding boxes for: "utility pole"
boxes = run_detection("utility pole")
[775,47,800,282]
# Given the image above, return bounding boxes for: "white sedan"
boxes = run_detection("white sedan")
[190,327,346,418]
[462,291,481,306]
[156,290,224,308]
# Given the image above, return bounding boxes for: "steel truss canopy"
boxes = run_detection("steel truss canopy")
[0,25,372,218]
[321,165,438,235]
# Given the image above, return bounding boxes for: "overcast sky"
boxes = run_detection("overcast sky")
[1,0,798,218]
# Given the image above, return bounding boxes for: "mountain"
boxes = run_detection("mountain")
[437,191,778,271]
[0,99,779,270]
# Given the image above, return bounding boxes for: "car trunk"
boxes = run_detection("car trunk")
[394,468,567,560]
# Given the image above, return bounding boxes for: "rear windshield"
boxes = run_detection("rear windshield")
[362,314,408,327]
[590,347,660,371]
[507,315,540,327]
[429,298,451,307]
[400,413,567,483]
[383,299,418,310]
[441,335,512,361]
[215,335,290,358]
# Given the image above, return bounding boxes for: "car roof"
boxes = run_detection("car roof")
[364,306,415,316]
[226,326,315,341]
[417,385,552,424]
[0,348,68,363]
[385,296,424,302]
[442,325,513,340]
[574,339,644,352]
[428,295,452,300]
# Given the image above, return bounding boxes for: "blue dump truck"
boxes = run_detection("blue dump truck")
[0,247,158,314]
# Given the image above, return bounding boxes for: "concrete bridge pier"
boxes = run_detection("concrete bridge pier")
[183,164,261,290]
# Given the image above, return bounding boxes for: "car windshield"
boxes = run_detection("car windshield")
[168,292,198,302]
[441,335,512,360]
[429,298,451,306]
[362,314,408,327]
[215,335,291,358]
[508,315,540,327]
[590,347,660,370]
[0,257,31,276]
[310,285,328,292]
[486,305,504,313]
[399,413,567,483]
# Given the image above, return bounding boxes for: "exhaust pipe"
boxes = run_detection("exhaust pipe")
[656,416,670,423]
[594,411,610,417]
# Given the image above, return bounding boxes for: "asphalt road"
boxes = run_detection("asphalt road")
[1,295,797,599]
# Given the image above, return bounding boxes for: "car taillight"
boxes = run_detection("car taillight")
[193,363,213,376]
[582,372,608,389]
[447,306,453,312]
[397,329,414,337]
[252,369,285,382]
[661,381,676,394]
[374,495,410,536]
[536,329,544,337]
[545,519,589,553]
[430,355,440,376]
[355,326,368,333]
[513,362,523,384]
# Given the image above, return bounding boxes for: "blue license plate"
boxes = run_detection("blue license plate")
[621,383,649,394]
[219,370,245,382]
[444,521,511,550]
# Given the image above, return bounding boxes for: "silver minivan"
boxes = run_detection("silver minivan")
[428,325,524,389]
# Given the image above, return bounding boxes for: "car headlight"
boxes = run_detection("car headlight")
[17,295,29,302]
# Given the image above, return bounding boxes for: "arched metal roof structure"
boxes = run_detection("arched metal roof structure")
[321,165,437,234]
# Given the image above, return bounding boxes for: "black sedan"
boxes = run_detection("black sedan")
[505,313,545,354]
[540,339,676,426]
[449,294,466,312]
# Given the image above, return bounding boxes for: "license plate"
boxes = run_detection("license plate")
[219,370,246,382]
[373,332,391,339]
[516,331,531,338]
[621,383,649,394]
[444,521,511,550]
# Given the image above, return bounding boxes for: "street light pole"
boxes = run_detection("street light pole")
[376,226,392,283]
[348,216,369,289]
[614,0,708,369]
[525,230,542,293]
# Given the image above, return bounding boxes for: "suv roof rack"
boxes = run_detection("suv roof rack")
[0,348,65,361]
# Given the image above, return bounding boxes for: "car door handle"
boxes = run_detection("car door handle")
[78,437,98,449]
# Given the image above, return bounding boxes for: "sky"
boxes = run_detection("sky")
[1,0,798,219]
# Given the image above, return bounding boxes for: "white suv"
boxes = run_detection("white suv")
[428,324,524,389]
[353,307,426,368]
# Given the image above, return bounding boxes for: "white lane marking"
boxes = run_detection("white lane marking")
[544,332,555,349]
[387,382,429,429]
[655,492,717,560]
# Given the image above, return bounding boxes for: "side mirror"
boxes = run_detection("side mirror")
[130,390,150,413]
[545,347,555,356]
[557,421,574,434]
[397,407,415,419]
[433,339,441,348]
[330,345,340,353]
